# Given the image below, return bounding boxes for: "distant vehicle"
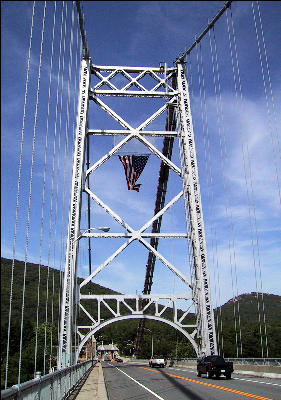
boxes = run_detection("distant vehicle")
[149,355,166,368]
[197,355,233,379]
[115,357,123,362]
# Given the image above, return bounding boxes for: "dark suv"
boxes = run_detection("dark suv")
[197,355,233,379]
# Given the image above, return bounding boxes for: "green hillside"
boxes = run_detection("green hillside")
[214,292,281,357]
[1,257,280,388]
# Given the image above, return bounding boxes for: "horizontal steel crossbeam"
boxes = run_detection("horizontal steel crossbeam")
[91,65,177,97]
[78,294,196,330]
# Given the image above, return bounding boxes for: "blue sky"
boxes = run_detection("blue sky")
[1,1,280,309]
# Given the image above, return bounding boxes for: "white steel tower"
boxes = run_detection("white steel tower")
[57,54,217,368]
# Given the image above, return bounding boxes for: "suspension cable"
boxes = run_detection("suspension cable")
[49,1,75,369]
[251,1,281,206]
[34,1,57,376]
[251,5,272,357]
[226,7,267,357]
[196,39,225,356]
[43,0,67,374]
[4,1,36,390]
[233,5,271,358]
[18,1,47,384]
[176,1,233,63]
[75,0,89,58]
[209,23,243,357]
[256,1,281,162]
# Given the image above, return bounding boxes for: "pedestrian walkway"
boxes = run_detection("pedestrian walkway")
[75,363,108,400]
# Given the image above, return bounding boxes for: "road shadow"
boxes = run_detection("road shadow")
[157,368,205,400]
[67,364,94,399]
[104,363,206,399]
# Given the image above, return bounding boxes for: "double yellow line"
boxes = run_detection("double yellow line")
[140,367,273,400]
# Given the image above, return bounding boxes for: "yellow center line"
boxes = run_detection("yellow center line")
[139,367,273,400]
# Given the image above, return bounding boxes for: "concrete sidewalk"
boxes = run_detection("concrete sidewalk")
[75,363,108,400]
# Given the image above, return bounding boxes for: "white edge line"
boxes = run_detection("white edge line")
[115,366,165,400]
[233,377,281,387]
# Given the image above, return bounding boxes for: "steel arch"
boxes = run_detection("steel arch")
[75,314,198,363]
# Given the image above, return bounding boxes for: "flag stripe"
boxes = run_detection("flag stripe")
[119,155,149,192]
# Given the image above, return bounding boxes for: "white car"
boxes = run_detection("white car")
[149,355,166,368]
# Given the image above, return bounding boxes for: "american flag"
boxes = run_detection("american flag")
[118,155,149,192]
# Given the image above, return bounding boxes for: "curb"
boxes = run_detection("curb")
[97,363,108,400]
[233,370,281,379]
[127,361,281,380]
[173,365,281,379]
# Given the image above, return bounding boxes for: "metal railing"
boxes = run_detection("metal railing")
[225,358,281,366]
[132,358,281,366]
[172,358,281,366]
[1,360,95,400]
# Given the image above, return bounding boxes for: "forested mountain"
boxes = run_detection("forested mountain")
[1,258,280,388]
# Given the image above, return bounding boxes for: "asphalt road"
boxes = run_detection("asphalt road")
[102,362,281,400]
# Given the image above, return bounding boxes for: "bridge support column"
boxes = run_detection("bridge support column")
[176,61,217,356]
[58,57,91,369]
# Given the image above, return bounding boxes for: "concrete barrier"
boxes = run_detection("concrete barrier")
[173,360,281,379]
[128,359,281,379]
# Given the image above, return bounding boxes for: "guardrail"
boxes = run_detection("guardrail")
[174,358,281,366]
[131,358,281,366]
[1,359,95,400]
[225,358,281,366]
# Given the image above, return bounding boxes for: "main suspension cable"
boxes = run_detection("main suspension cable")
[176,1,233,63]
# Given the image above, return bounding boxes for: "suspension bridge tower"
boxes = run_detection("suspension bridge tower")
[57,1,229,369]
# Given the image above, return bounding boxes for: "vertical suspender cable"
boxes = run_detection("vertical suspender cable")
[226,9,258,357]
[195,44,220,353]
[44,1,66,374]
[63,0,79,359]
[18,1,47,384]
[51,2,73,371]
[256,1,281,162]
[56,4,82,360]
[251,3,274,356]
[197,38,225,356]
[34,1,57,376]
[226,7,266,357]
[45,0,68,374]
[206,30,224,356]
[4,1,36,390]
[231,5,271,358]
[209,25,243,357]
[54,0,67,365]
[251,2,281,205]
